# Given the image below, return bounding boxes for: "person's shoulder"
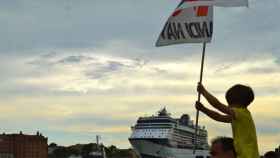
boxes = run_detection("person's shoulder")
[231,105,247,111]
[231,106,242,112]
[231,106,250,119]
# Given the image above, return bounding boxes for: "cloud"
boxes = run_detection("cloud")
[1,46,279,98]
[247,67,279,74]
[2,0,279,61]
[275,55,280,65]
[57,113,134,128]
[0,77,279,153]
[85,60,130,79]
[27,51,150,81]
[0,0,176,53]
[257,133,280,155]
[28,52,96,66]
[211,53,279,74]
[57,55,96,64]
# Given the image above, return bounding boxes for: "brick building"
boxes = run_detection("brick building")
[0,132,48,158]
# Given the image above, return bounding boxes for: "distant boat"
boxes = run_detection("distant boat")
[129,107,210,158]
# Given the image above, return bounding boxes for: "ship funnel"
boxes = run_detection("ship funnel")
[179,114,190,126]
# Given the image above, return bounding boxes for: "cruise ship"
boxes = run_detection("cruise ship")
[129,108,209,158]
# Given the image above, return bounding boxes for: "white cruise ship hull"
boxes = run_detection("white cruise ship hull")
[129,139,209,158]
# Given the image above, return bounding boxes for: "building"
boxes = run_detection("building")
[0,131,48,158]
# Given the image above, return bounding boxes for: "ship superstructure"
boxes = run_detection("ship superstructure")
[129,108,209,158]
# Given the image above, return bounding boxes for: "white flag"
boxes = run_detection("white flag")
[156,3,213,46]
[155,0,248,47]
[177,0,248,9]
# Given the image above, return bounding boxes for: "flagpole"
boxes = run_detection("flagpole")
[193,42,207,154]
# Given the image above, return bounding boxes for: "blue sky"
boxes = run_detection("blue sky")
[1,0,280,154]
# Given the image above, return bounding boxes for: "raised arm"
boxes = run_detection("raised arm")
[197,83,234,116]
[195,101,233,123]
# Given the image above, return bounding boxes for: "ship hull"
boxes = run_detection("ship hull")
[129,139,209,158]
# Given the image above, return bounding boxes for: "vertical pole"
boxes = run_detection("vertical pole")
[193,42,207,154]
[96,135,100,151]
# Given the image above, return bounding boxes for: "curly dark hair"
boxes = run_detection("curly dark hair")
[211,137,236,157]
[225,84,254,107]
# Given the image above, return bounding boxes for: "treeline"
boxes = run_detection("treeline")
[48,143,138,158]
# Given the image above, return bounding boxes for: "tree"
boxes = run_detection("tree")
[81,143,94,156]
[49,142,57,147]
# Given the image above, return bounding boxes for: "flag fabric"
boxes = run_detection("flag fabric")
[155,0,248,47]
[156,2,213,46]
[177,0,248,9]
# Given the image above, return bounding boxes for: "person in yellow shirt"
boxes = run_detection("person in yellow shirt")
[195,83,260,158]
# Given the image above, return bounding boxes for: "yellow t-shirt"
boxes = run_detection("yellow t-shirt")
[231,107,260,158]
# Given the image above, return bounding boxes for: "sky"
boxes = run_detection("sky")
[0,0,280,155]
